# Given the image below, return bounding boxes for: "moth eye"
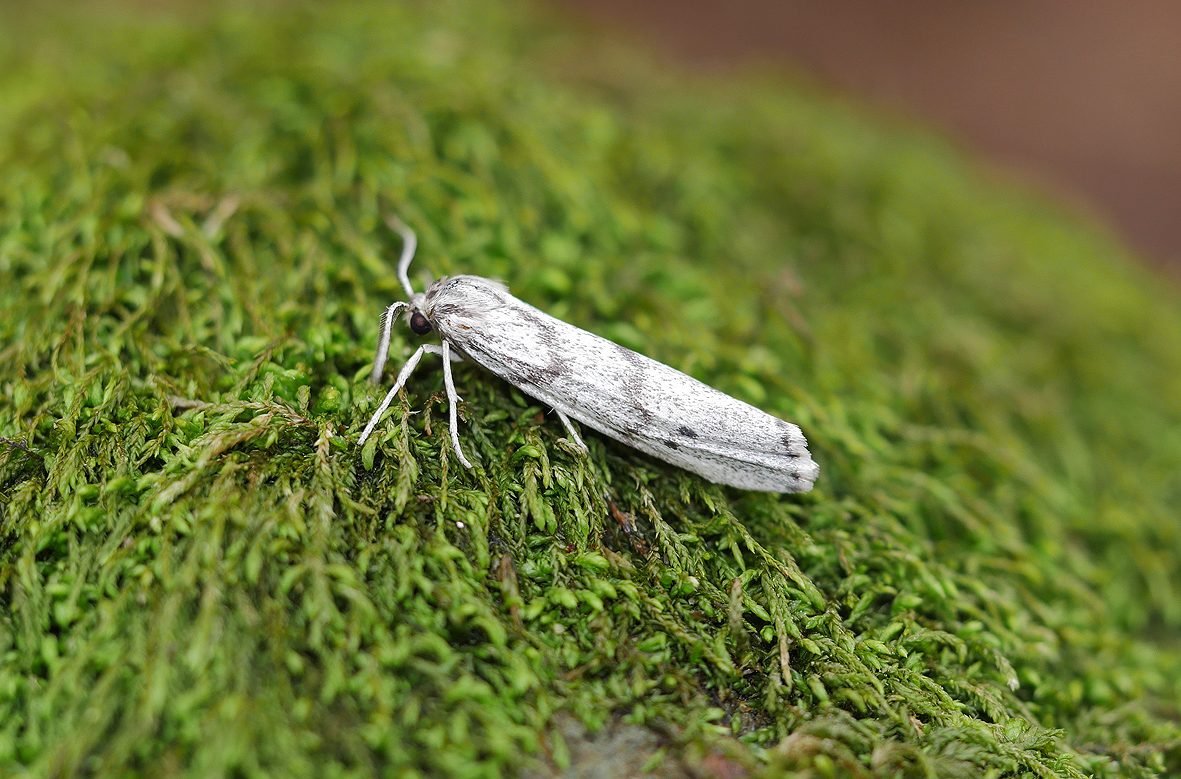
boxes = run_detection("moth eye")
[409,312,432,335]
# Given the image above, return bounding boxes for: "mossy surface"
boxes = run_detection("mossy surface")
[1,2,1180,777]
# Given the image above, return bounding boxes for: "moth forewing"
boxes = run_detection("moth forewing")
[421,275,818,493]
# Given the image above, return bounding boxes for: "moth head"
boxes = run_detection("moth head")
[408,310,433,336]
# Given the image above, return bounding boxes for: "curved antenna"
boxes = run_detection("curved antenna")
[384,213,418,298]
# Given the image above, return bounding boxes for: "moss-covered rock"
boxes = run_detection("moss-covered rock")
[1,2,1178,776]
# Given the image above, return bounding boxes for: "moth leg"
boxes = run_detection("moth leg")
[358,343,432,445]
[555,410,588,452]
[359,340,473,468]
[370,301,408,384]
[440,341,474,468]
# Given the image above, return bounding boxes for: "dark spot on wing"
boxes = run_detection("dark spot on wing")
[611,341,654,427]
[782,431,801,456]
[665,439,679,450]
[545,352,574,381]
[520,309,561,347]
[613,340,645,369]
[619,424,642,441]
[535,363,562,382]
[521,357,565,384]
[629,397,654,427]
[488,310,572,387]
[677,425,699,439]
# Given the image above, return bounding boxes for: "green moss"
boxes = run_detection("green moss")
[1,1,1179,777]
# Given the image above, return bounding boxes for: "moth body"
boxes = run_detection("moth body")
[359,217,819,493]
[424,275,817,492]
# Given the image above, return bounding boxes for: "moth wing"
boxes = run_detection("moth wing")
[576,357,819,493]
[427,276,818,493]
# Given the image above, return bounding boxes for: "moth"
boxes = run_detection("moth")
[359,217,819,493]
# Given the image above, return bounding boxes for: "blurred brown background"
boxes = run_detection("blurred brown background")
[560,0,1181,275]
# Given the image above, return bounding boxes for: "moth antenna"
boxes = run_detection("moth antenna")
[384,213,418,298]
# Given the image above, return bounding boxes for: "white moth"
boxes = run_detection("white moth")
[359,217,819,493]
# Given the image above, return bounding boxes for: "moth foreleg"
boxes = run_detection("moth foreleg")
[359,342,432,445]
[360,341,474,470]
[555,410,588,452]
[440,341,474,468]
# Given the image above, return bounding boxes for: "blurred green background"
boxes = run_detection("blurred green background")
[1,1,1178,777]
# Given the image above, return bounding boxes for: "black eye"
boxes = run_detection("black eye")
[409,312,432,335]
